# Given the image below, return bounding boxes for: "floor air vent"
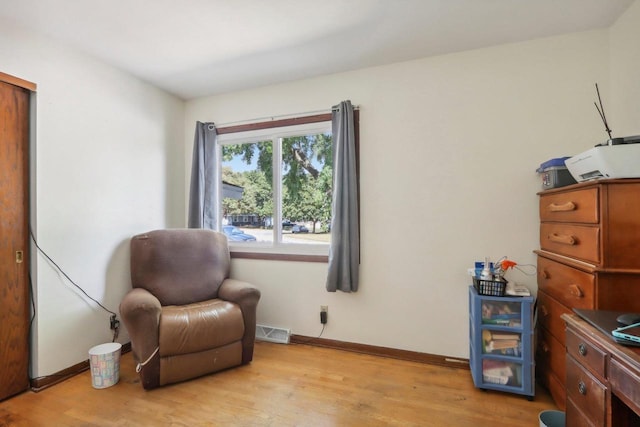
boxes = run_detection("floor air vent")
[255,324,291,344]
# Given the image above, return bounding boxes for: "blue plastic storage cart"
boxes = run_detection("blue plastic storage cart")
[469,285,535,399]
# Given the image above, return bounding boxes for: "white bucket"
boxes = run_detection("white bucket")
[88,342,122,389]
[539,410,565,427]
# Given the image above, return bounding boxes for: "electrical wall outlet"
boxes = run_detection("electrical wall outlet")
[110,314,120,330]
[320,305,328,324]
[320,305,328,313]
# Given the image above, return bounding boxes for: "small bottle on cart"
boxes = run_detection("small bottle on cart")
[480,257,492,280]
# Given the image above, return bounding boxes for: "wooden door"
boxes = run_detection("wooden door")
[0,79,30,400]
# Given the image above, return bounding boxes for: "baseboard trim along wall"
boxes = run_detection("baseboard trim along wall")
[289,335,470,370]
[30,342,132,392]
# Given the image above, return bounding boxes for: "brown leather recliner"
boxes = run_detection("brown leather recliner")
[119,228,260,389]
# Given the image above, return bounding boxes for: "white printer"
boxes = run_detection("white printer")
[565,136,640,182]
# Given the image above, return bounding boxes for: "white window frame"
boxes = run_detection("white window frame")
[216,121,332,256]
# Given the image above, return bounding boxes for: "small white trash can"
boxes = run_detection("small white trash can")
[539,410,565,427]
[88,342,122,389]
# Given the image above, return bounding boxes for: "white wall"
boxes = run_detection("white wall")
[186,30,610,359]
[610,0,640,136]
[0,18,185,376]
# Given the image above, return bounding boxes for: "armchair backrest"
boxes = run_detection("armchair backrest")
[130,229,230,306]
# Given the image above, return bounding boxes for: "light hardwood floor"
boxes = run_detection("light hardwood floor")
[0,342,557,426]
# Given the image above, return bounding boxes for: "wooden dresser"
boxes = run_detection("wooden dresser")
[535,179,640,409]
[562,313,640,427]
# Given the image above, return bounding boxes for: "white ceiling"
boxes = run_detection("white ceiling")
[0,0,633,100]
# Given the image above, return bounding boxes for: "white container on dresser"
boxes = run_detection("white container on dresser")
[535,179,640,409]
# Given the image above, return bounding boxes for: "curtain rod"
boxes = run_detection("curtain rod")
[213,105,359,128]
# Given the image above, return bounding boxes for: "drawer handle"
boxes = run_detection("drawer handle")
[548,201,576,212]
[569,284,584,298]
[548,233,576,246]
[540,270,550,280]
[540,305,549,317]
[540,342,550,353]
[578,343,587,356]
[578,381,587,395]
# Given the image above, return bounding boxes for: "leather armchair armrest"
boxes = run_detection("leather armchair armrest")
[119,288,162,389]
[218,279,261,363]
[219,278,261,306]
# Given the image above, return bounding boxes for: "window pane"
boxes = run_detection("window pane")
[281,133,332,245]
[221,140,273,243]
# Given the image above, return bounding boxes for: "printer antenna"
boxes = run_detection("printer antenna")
[594,83,613,140]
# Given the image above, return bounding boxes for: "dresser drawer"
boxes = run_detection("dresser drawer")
[566,355,607,427]
[540,223,600,264]
[537,361,567,411]
[566,327,607,379]
[537,291,572,344]
[609,358,640,416]
[539,187,599,224]
[566,397,597,427]
[537,256,595,309]
[537,327,566,386]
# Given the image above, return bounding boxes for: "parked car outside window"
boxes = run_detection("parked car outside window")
[222,225,257,241]
[291,224,309,234]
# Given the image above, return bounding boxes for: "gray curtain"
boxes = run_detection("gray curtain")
[326,100,359,292]
[188,121,217,229]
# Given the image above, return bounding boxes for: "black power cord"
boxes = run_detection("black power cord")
[29,228,119,342]
[292,324,326,345]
